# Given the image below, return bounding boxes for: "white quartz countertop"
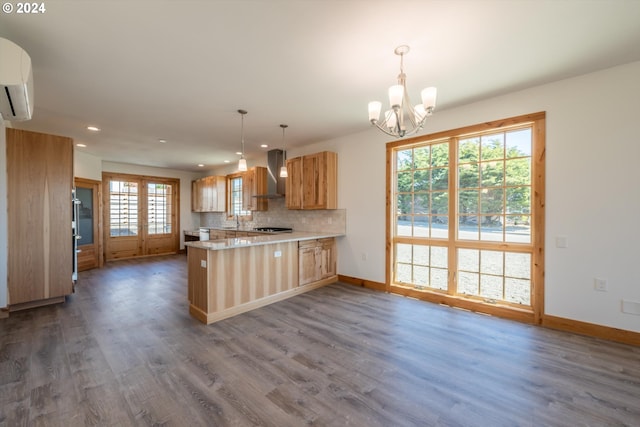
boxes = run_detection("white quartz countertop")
[185,231,344,251]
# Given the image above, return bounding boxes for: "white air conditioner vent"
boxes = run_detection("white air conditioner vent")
[0,37,34,121]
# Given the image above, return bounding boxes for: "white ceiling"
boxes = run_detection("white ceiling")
[2,0,640,172]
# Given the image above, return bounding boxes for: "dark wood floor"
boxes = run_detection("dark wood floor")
[1,255,639,426]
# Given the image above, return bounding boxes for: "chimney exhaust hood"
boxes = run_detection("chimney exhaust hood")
[255,149,286,198]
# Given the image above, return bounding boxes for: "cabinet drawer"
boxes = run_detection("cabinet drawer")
[298,238,333,249]
[299,239,320,249]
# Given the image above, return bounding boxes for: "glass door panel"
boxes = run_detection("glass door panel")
[76,187,94,245]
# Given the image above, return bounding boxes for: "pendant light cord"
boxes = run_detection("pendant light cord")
[238,109,247,159]
[280,124,288,161]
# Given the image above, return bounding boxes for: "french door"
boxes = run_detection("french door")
[103,172,180,261]
[387,113,545,323]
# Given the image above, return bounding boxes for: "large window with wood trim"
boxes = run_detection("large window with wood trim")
[387,113,545,323]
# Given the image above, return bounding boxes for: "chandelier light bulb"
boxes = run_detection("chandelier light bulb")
[368,101,382,122]
[421,87,437,112]
[388,84,404,108]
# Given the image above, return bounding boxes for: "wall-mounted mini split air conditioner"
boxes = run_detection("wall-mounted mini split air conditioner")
[0,37,34,121]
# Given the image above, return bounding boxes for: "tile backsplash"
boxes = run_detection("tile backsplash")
[199,198,346,234]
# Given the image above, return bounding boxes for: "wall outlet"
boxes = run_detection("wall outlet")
[555,236,568,248]
[594,278,608,292]
[621,300,640,316]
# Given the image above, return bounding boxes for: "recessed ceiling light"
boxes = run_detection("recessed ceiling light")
[235,151,242,156]
[76,143,87,148]
[197,164,205,168]
[87,126,100,132]
[159,139,167,143]
[260,144,268,148]
[224,160,230,163]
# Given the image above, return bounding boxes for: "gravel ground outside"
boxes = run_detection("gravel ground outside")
[394,222,532,305]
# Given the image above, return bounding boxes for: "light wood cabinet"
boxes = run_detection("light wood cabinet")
[6,128,74,308]
[242,166,268,211]
[188,241,301,324]
[191,175,226,212]
[285,156,303,209]
[298,238,336,286]
[286,151,337,210]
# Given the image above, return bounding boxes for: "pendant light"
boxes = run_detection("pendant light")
[279,124,288,178]
[237,109,248,172]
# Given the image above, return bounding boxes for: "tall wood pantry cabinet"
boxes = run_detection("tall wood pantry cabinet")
[6,128,74,309]
[285,151,337,209]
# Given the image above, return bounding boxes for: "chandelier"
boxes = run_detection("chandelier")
[368,45,437,138]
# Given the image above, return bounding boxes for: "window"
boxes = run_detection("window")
[109,180,139,236]
[147,183,172,234]
[228,175,249,217]
[387,112,545,323]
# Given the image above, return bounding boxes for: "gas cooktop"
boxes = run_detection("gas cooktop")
[253,227,293,233]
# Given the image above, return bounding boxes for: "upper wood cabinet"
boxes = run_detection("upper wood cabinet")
[286,151,337,210]
[6,128,74,307]
[191,175,226,212]
[285,157,303,209]
[242,166,268,211]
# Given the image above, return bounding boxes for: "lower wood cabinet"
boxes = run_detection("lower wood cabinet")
[298,238,336,286]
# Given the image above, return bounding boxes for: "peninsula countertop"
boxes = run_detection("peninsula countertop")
[185,231,344,251]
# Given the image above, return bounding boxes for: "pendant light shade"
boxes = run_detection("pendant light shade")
[237,109,248,172]
[279,124,288,178]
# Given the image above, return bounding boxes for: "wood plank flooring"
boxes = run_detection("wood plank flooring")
[1,254,639,426]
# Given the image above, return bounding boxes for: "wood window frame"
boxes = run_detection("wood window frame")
[225,172,252,219]
[386,112,546,324]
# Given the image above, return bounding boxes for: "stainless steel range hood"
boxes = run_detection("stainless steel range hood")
[256,149,286,198]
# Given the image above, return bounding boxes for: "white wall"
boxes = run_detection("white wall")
[304,61,640,333]
[0,122,6,308]
[100,161,201,249]
[75,150,102,181]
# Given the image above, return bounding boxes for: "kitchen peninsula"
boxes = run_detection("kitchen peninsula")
[186,231,342,324]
